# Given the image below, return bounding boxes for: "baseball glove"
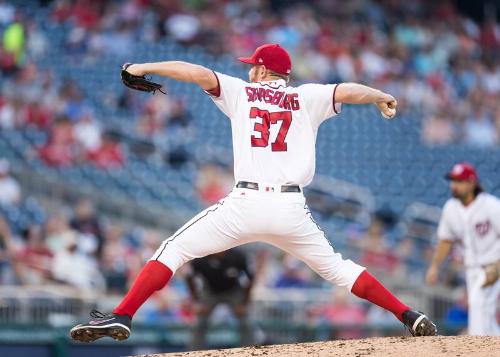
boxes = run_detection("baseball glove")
[121,63,166,94]
[482,261,499,288]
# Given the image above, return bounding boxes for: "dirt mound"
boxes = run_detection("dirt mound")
[131,336,499,357]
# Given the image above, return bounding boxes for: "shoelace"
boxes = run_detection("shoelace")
[90,309,108,319]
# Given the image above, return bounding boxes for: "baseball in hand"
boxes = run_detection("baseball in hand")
[381,107,396,119]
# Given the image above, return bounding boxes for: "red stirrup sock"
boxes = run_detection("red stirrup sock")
[113,260,173,318]
[351,270,410,322]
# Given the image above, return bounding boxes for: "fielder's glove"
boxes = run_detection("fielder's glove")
[482,262,499,288]
[121,63,166,94]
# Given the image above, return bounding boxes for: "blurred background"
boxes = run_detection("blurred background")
[0,0,499,356]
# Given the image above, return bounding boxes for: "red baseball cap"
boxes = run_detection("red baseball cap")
[238,44,292,76]
[445,162,478,182]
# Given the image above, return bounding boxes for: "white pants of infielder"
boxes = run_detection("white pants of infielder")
[152,186,365,290]
[466,267,500,336]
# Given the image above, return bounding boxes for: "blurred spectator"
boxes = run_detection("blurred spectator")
[358,219,399,275]
[51,0,72,24]
[274,255,311,288]
[100,224,133,293]
[366,304,400,331]
[445,288,468,333]
[22,98,53,130]
[186,249,255,349]
[165,99,194,168]
[463,106,498,147]
[100,244,129,293]
[164,12,201,44]
[2,13,25,66]
[86,132,125,169]
[311,288,367,339]
[141,277,196,325]
[65,26,88,58]
[196,163,233,206]
[38,116,76,166]
[142,290,182,325]
[105,21,134,57]
[51,229,106,291]
[134,229,162,263]
[74,110,102,151]
[136,94,173,139]
[70,199,103,257]
[394,237,422,278]
[45,215,79,254]
[421,112,456,145]
[0,44,17,74]
[59,79,87,122]
[25,21,48,58]
[14,224,53,285]
[121,229,162,288]
[0,97,23,129]
[0,159,21,205]
[0,214,14,284]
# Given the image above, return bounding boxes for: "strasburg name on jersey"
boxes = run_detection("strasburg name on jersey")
[207,72,342,186]
[245,87,300,111]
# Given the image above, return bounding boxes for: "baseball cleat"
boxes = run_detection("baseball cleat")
[70,310,131,343]
[402,310,437,336]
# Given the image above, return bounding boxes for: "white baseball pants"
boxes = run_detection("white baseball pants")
[152,186,365,290]
[466,267,500,335]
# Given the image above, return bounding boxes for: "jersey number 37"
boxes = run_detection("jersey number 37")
[250,107,292,152]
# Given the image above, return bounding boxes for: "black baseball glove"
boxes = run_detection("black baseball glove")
[121,63,166,94]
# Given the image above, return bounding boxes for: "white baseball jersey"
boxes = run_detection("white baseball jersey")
[207,72,342,186]
[437,192,500,336]
[437,192,500,267]
[152,72,365,295]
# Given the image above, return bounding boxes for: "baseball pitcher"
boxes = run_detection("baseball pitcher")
[70,44,436,343]
[426,162,500,335]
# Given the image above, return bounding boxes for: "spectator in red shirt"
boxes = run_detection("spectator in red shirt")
[311,289,367,339]
[38,116,76,166]
[86,133,124,169]
[23,100,53,130]
[195,163,233,206]
[14,224,53,285]
[358,219,399,275]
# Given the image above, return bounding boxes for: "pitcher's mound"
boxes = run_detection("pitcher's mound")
[131,336,499,357]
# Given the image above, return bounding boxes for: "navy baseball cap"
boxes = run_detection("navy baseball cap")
[238,44,292,76]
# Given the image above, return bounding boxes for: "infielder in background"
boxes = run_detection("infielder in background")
[70,43,437,343]
[426,163,500,335]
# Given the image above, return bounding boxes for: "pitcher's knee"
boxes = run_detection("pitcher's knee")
[316,259,365,289]
[151,240,193,274]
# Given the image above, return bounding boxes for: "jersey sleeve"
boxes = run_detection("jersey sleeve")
[437,201,458,242]
[205,71,247,119]
[298,83,342,128]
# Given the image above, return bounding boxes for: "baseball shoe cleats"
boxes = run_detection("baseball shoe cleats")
[70,310,131,342]
[402,309,437,336]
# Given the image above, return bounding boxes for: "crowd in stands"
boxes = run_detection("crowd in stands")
[42,0,500,146]
[1,0,498,149]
